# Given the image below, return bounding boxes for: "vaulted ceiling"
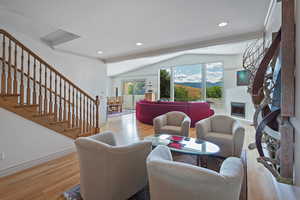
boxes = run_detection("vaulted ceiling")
[0,0,271,62]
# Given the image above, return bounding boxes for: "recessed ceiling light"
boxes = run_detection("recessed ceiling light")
[97,50,103,54]
[136,42,143,46]
[218,22,228,27]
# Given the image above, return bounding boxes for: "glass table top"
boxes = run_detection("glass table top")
[144,134,220,156]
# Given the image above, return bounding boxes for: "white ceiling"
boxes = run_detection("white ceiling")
[0,0,271,62]
[107,40,253,76]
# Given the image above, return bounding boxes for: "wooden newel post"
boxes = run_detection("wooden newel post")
[95,95,100,133]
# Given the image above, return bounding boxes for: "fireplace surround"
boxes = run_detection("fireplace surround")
[231,102,246,118]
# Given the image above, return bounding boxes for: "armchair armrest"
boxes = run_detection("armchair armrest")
[181,116,191,137]
[195,118,211,140]
[153,114,167,134]
[89,131,116,146]
[231,121,245,157]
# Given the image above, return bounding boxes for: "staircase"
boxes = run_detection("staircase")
[0,29,100,139]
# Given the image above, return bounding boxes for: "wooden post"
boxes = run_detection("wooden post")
[280,0,295,181]
[95,96,100,133]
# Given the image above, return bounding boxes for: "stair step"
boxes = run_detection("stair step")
[49,120,69,125]
[32,113,55,118]
[0,94,20,97]
[15,104,39,108]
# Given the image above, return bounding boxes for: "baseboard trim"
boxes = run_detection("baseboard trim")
[0,146,76,178]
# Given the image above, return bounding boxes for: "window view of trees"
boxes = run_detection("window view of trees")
[160,69,171,100]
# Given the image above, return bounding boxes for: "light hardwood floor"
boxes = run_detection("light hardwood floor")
[0,113,278,200]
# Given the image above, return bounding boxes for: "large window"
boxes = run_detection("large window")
[174,64,204,101]
[159,62,223,102]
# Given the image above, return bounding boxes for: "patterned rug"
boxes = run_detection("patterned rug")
[63,152,246,200]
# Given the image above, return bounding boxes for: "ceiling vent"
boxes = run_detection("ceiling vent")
[41,29,80,47]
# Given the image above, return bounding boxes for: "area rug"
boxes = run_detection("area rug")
[108,109,135,118]
[63,152,247,200]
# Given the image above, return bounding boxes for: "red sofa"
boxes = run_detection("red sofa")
[136,100,214,127]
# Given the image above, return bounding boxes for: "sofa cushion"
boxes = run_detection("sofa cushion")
[166,112,185,126]
[211,116,234,134]
[160,126,182,135]
[205,132,233,157]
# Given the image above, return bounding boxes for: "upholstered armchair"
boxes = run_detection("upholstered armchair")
[147,145,244,200]
[75,131,152,200]
[153,111,191,137]
[196,115,245,157]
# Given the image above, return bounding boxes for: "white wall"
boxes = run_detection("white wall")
[111,53,254,120]
[0,108,74,177]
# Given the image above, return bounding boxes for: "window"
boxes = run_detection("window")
[174,64,204,101]
[159,62,224,103]
[159,68,171,100]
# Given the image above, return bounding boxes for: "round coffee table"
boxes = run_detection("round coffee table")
[144,134,220,166]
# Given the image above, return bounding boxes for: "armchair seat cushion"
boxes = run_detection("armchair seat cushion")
[205,132,233,157]
[160,125,182,135]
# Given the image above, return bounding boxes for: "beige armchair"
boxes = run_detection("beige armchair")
[153,111,191,137]
[75,131,152,200]
[196,115,245,157]
[147,145,244,200]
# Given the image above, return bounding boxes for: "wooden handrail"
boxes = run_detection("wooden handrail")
[0,29,95,102]
[0,29,100,135]
[0,57,74,106]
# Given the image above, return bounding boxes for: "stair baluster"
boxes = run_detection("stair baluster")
[32,58,37,104]
[72,86,75,128]
[83,95,86,133]
[7,39,12,94]
[95,96,100,133]
[79,93,82,133]
[13,43,18,95]
[49,69,53,115]
[63,79,67,121]
[20,48,24,104]
[1,35,6,94]
[68,83,71,128]
[39,63,42,114]
[76,89,79,127]
[59,77,62,121]
[54,73,58,121]
[26,53,30,104]
[44,65,48,116]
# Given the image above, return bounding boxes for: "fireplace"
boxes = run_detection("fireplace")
[231,102,246,118]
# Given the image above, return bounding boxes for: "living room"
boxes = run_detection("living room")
[0,0,300,200]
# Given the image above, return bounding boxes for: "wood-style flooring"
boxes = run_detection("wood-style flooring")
[0,113,278,200]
